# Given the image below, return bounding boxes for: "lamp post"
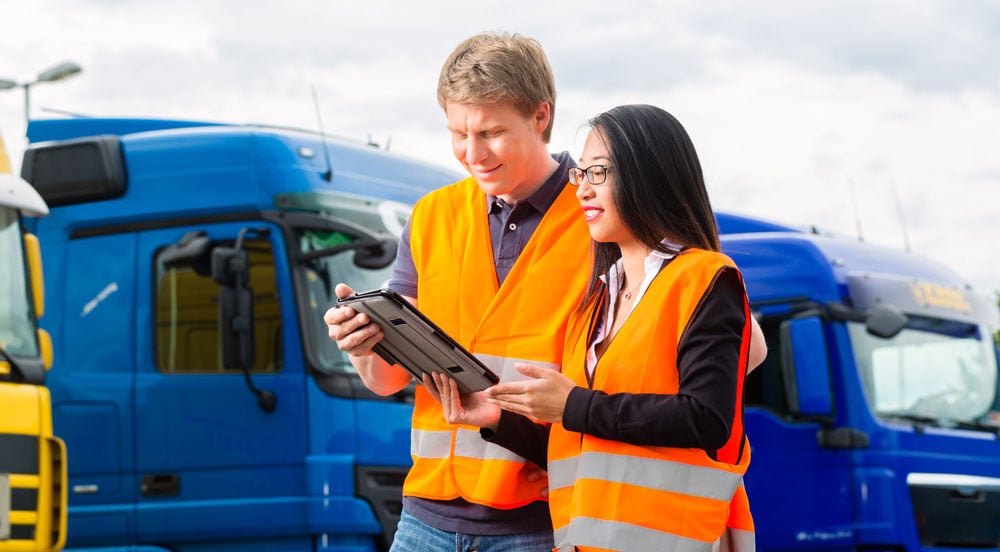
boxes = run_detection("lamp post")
[0,61,83,126]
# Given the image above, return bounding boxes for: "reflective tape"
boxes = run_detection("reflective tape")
[551,451,741,501]
[726,527,756,552]
[411,428,529,463]
[476,354,558,384]
[555,516,715,552]
[410,429,452,459]
[454,428,525,462]
[548,455,579,491]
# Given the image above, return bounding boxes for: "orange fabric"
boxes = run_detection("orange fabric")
[550,249,754,544]
[570,479,733,541]
[717,287,753,466]
[403,175,591,508]
[728,484,755,533]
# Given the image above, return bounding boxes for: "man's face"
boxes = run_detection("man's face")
[445,101,551,204]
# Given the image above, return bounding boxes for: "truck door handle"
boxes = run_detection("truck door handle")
[141,474,180,497]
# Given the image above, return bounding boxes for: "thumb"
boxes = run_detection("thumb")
[514,363,549,380]
[334,283,356,300]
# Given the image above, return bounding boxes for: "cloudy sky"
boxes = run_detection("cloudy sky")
[3,0,998,297]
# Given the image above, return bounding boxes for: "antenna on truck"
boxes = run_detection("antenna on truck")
[889,179,912,253]
[310,85,333,182]
[847,178,864,242]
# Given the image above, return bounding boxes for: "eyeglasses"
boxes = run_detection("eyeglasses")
[568,164,612,186]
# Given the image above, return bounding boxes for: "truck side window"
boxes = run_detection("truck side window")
[154,238,282,374]
[296,229,396,375]
[744,316,790,416]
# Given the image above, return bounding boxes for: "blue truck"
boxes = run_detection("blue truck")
[721,216,1000,550]
[20,116,1000,551]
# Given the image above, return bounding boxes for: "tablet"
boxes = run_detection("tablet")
[336,288,500,394]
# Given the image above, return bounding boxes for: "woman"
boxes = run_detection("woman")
[430,104,756,551]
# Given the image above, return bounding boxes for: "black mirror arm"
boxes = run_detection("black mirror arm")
[242,367,277,413]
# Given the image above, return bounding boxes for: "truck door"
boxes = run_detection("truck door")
[49,231,138,546]
[743,313,857,550]
[133,222,309,547]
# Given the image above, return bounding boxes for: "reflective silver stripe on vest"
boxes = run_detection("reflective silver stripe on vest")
[555,517,715,552]
[411,428,527,462]
[724,527,756,552]
[454,428,525,462]
[550,451,741,501]
[476,353,558,384]
[548,455,578,492]
[411,429,453,459]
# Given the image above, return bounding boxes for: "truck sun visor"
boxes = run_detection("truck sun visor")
[21,135,127,207]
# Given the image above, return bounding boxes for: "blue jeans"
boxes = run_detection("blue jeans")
[389,508,554,552]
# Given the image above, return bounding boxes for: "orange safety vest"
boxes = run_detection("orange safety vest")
[549,249,755,551]
[404,175,591,508]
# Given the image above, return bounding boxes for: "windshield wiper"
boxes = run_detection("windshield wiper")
[878,412,941,429]
[950,418,1000,435]
[880,411,1000,436]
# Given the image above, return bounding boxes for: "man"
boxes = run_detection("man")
[325,31,585,551]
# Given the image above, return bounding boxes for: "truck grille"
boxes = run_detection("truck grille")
[0,433,39,543]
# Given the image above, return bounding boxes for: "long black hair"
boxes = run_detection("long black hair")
[581,104,721,309]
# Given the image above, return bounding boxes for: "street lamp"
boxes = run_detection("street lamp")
[0,61,83,126]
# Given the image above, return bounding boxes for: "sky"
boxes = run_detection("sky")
[2,0,998,299]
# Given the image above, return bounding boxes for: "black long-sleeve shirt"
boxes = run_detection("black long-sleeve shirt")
[485,265,748,469]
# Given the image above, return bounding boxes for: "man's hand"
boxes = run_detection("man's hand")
[524,465,549,498]
[486,363,575,424]
[324,283,384,357]
[324,283,412,395]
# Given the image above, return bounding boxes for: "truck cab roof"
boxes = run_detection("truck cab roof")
[23,117,462,231]
[722,228,993,324]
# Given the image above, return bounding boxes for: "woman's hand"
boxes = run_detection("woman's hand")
[486,363,576,424]
[424,373,501,431]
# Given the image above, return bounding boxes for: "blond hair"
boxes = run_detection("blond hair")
[437,31,557,142]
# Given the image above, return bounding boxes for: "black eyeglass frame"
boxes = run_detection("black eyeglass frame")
[568,164,612,186]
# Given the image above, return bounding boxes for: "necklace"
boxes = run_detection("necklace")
[621,280,642,301]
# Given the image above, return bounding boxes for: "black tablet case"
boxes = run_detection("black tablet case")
[337,288,500,393]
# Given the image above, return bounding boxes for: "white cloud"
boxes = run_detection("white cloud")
[1,0,998,297]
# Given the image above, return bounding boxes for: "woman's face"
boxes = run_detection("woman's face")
[574,128,636,247]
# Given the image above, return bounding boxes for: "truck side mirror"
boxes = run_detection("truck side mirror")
[213,246,255,370]
[24,232,44,319]
[780,316,834,418]
[866,304,908,339]
[353,237,398,270]
[211,229,277,413]
[38,329,53,370]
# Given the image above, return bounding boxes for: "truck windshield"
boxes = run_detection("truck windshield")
[294,196,412,375]
[0,207,39,358]
[850,319,998,425]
